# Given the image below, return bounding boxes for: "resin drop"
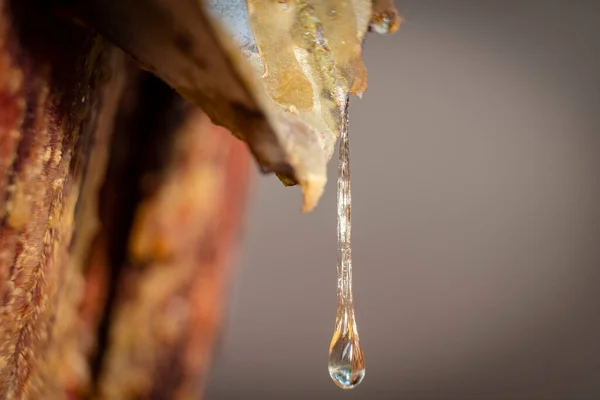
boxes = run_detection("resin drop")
[328,308,365,389]
[328,99,365,389]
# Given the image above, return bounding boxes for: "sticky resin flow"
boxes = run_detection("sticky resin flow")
[328,99,365,390]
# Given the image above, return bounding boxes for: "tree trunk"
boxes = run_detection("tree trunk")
[0,1,251,399]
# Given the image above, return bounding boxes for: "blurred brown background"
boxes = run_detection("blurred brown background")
[207,1,600,399]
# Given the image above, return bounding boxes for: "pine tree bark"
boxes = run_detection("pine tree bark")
[0,1,251,398]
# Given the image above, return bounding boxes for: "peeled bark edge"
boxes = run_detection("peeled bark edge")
[71,0,399,212]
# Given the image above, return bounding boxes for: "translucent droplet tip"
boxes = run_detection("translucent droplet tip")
[328,366,365,389]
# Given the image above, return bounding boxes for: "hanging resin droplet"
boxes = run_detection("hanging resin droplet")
[328,99,365,389]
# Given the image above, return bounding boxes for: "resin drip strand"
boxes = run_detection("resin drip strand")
[328,99,365,389]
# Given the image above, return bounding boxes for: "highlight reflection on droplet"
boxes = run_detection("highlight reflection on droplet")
[328,98,365,389]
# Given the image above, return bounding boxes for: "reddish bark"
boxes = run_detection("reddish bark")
[0,1,252,399]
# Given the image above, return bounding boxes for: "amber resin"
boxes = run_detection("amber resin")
[328,99,365,389]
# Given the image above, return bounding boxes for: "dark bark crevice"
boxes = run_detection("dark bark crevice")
[89,73,187,392]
